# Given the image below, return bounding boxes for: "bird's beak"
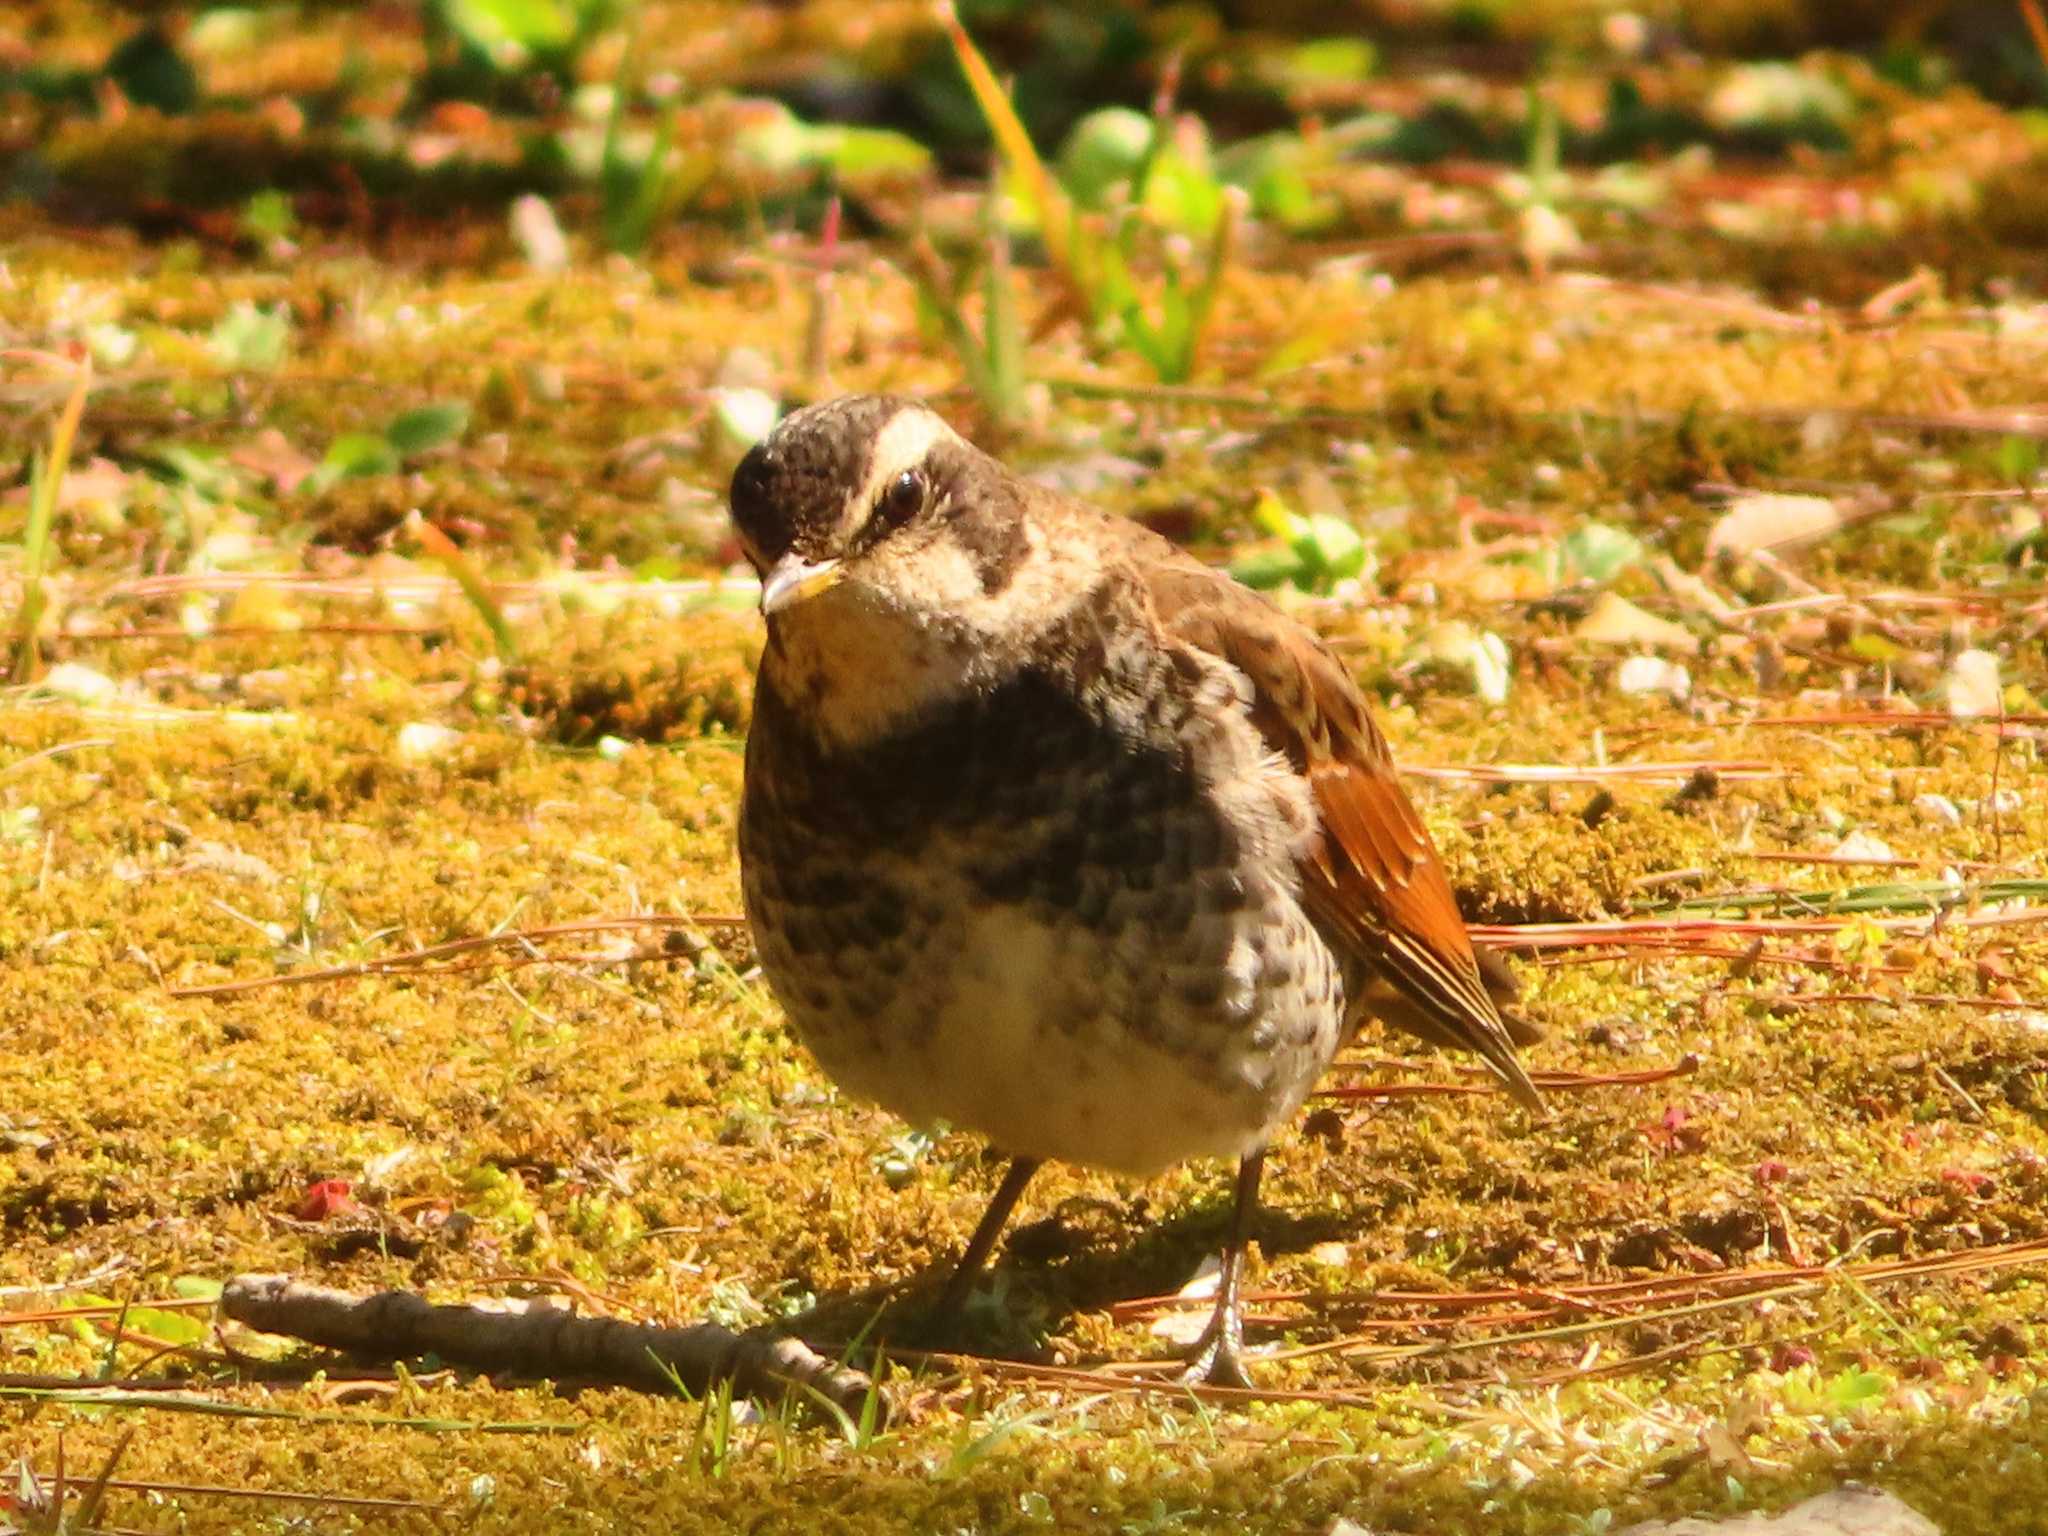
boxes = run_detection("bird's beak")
[758,554,843,616]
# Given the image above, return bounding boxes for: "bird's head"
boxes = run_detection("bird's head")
[729,395,1029,622]
[730,396,1069,744]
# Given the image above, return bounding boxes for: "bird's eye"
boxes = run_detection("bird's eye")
[877,468,925,527]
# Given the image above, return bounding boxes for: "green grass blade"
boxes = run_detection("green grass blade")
[411,515,518,661]
[1174,186,1241,383]
[12,353,89,684]
[939,0,1086,303]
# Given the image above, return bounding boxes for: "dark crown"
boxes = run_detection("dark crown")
[729,396,917,565]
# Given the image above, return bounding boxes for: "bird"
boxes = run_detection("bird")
[729,395,1542,1386]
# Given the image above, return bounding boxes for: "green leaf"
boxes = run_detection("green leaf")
[809,124,932,179]
[1560,521,1645,583]
[632,554,685,581]
[320,431,401,483]
[1848,631,1905,663]
[1251,487,1301,541]
[599,62,685,254]
[1825,1367,1889,1409]
[1998,433,2041,485]
[84,321,139,368]
[1295,513,1366,580]
[438,0,578,60]
[1228,546,1305,590]
[1246,156,1331,232]
[106,22,199,113]
[1141,145,1225,239]
[386,401,471,459]
[1286,37,1376,84]
[241,188,296,244]
[124,1304,208,1346]
[413,515,517,661]
[207,301,291,371]
[12,358,87,684]
[732,109,930,183]
[731,101,811,176]
[149,442,239,498]
[1524,82,1561,195]
[1056,107,1154,207]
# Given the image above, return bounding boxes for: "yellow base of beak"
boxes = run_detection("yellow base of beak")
[759,555,843,615]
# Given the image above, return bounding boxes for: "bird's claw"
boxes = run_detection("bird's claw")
[1177,1316,1255,1390]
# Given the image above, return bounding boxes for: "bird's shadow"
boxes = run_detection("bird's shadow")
[779,1183,1357,1368]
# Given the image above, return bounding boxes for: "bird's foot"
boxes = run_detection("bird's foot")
[929,1154,1042,1344]
[1177,1312,1256,1390]
[1174,1152,1266,1389]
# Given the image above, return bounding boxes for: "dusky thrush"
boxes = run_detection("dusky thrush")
[731,396,1541,1386]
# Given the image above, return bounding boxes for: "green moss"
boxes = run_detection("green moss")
[503,610,756,745]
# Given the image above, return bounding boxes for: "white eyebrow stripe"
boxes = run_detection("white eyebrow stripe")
[842,407,960,524]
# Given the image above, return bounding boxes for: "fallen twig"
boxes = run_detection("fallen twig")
[1739,990,2044,1014]
[0,1297,214,1327]
[51,623,443,643]
[1652,877,2048,916]
[1741,711,2048,730]
[17,1472,435,1515]
[1315,1056,1695,1101]
[0,1382,575,1430]
[1472,906,2048,949]
[1403,760,1782,785]
[1532,941,1906,974]
[1111,1234,2048,1326]
[0,1260,130,1300]
[220,1274,879,1423]
[168,915,748,999]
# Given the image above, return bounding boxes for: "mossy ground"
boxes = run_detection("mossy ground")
[5,5,2048,1532]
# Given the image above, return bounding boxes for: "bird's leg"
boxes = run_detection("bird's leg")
[938,1155,1042,1316]
[1179,1149,1265,1389]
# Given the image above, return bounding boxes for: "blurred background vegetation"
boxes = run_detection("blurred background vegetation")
[7,1,2048,257]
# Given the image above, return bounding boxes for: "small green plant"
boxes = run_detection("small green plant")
[939,6,1237,385]
[5,1430,133,1535]
[908,195,1026,426]
[1557,520,1644,584]
[938,1397,1067,1479]
[1503,80,1582,274]
[1112,187,1238,385]
[207,300,292,371]
[688,1372,740,1479]
[1998,432,2042,485]
[598,42,690,255]
[800,1363,891,1453]
[1228,488,1374,594]
[239,189,297,257]
[873,1124,942,1189]
[423,0,620,101]
[308,400,471,495]
[410,512,517,662]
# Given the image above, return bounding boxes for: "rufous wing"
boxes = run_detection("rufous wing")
[1144,558,1543,1111]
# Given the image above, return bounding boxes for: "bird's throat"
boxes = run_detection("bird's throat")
[762,592,975,753]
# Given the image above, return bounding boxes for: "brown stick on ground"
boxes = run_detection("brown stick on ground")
[221,1275,880,1423]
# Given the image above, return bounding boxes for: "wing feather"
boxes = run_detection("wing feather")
[1140,554,1542,1111]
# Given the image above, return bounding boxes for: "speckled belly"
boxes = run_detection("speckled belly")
[738,668,1351,1176]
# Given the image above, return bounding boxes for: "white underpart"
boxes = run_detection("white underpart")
[799,886,1338,1177]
